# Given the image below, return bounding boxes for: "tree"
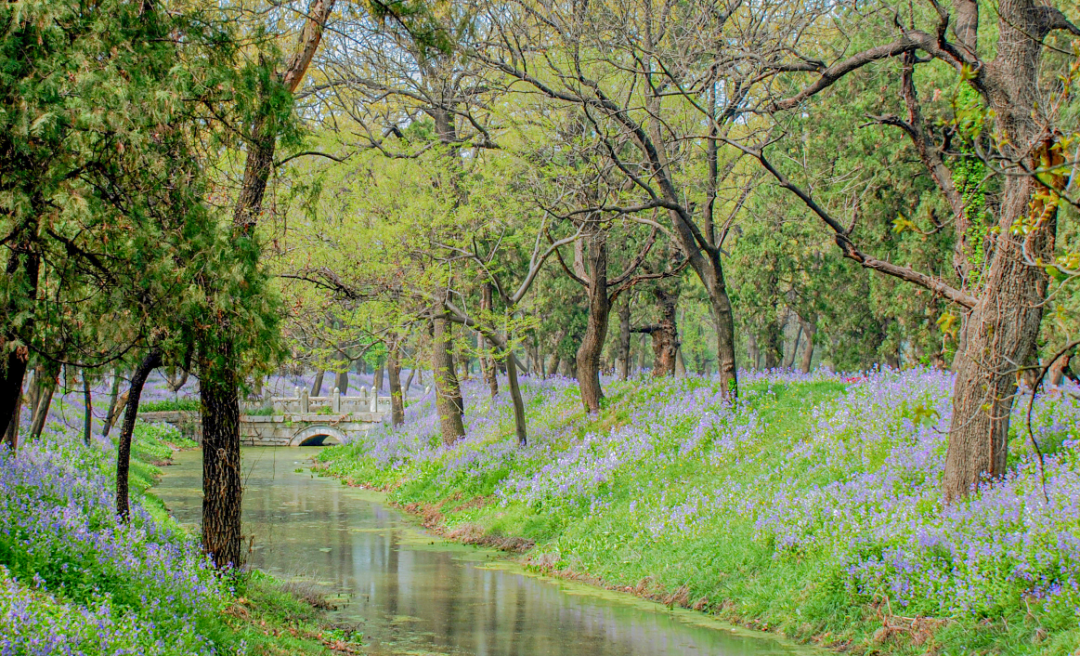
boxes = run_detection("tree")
[471,0,767,398]
[198,0,336,568]
[725,0,1080,499]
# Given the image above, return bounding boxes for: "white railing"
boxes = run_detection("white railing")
[248,387,391,415]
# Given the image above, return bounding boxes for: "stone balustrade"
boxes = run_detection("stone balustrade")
[249,386,391,416]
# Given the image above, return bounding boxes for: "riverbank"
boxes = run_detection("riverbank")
[317,369,1080,656]
[0,420,360,655]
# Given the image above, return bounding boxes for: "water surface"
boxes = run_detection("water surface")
[154,447,803,656]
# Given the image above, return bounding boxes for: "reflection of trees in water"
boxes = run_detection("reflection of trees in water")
[156,450,776,656]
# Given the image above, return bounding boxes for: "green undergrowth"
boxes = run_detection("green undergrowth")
[140,398,201,413]
[317,375,1080,656]
[2,411,356,656]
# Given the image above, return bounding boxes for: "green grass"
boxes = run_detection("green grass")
[140,398,201,413]
[317,376,1077,656]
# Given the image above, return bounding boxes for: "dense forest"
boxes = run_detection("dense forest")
[2,0,1080,654]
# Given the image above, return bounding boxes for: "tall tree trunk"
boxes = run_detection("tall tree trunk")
[199,337,243,567]
[616,294,631,381]
[0,244,40,446]
[575,229,610,413]
[116,348,162,522]
[374,363,384,393]
[785,324,803,369]
[310,370,325,396]
[799,316,817,374]
[763,320,783,370]
[387,345,404,427]
[102,371,123,437]
[196,0,334,568]
[334,370,349,395]
[28,367,57,442]
[404,367,416,395]
[943,4,1061,500]
[3,390,21,451]
[432,310,465,445]
[675,348,687,377]
[81,369,92,446]
[503,346,528,446]
[650,286,679,378]
[701,248,738,395]
[480,282,498,398]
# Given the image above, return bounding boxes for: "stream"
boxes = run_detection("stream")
[153,447,804,656]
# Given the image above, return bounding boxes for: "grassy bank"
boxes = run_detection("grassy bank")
[318,369,1080,656]
[0,419,360,655]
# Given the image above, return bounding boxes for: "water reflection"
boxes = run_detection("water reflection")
[154,447,799,656]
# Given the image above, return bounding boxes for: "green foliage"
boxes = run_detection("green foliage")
[140,399,202,413]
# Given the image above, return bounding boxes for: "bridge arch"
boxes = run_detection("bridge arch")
[289,425,348,447]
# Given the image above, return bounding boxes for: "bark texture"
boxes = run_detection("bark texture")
[199,339,243,568]
[480,282,499,398]
[310,370,324,396]
[941,0,1065,502]
[81,370,92,446]
[616,295,632,380]
[432,312,465,445]
[28,367,56,442]
[387,345,404,427]
[0,244,39,446]
[575,229,610,413]
[116,348,161,522]
[799,317,817,374]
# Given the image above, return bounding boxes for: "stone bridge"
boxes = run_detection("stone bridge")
[140,387,393,447]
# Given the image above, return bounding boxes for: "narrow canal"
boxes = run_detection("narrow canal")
[154,447,802,656]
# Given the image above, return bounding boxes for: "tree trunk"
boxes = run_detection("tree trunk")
[575,229,610,413]
[116,348,162,522]
[334,370,349,395]
[387,345,404,427]
[3,391,21,451]
[374,363,384,393]
[102,370,122,437]
[675,348,687,377]
[747,332,760,371]
[763,319,783,370]
[432,311,465,445]
[701,251,739,396]
[650,286,679,378]
[404,367,416,395]
[81,369,93,446]
[799,316,816,374]
[310,370,324,396]
[480,282,499,398]
[0,246,39,446]
[942,0,1064,502]
[616,294,631,381]
[199,337,243,568]
[165,366,189,392]
[28,368,57,442]
[503,346,528,446]
[785,324,804,369]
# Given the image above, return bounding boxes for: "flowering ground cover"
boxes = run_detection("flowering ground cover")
[318,368,1080,655]
[0,393,352,656]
